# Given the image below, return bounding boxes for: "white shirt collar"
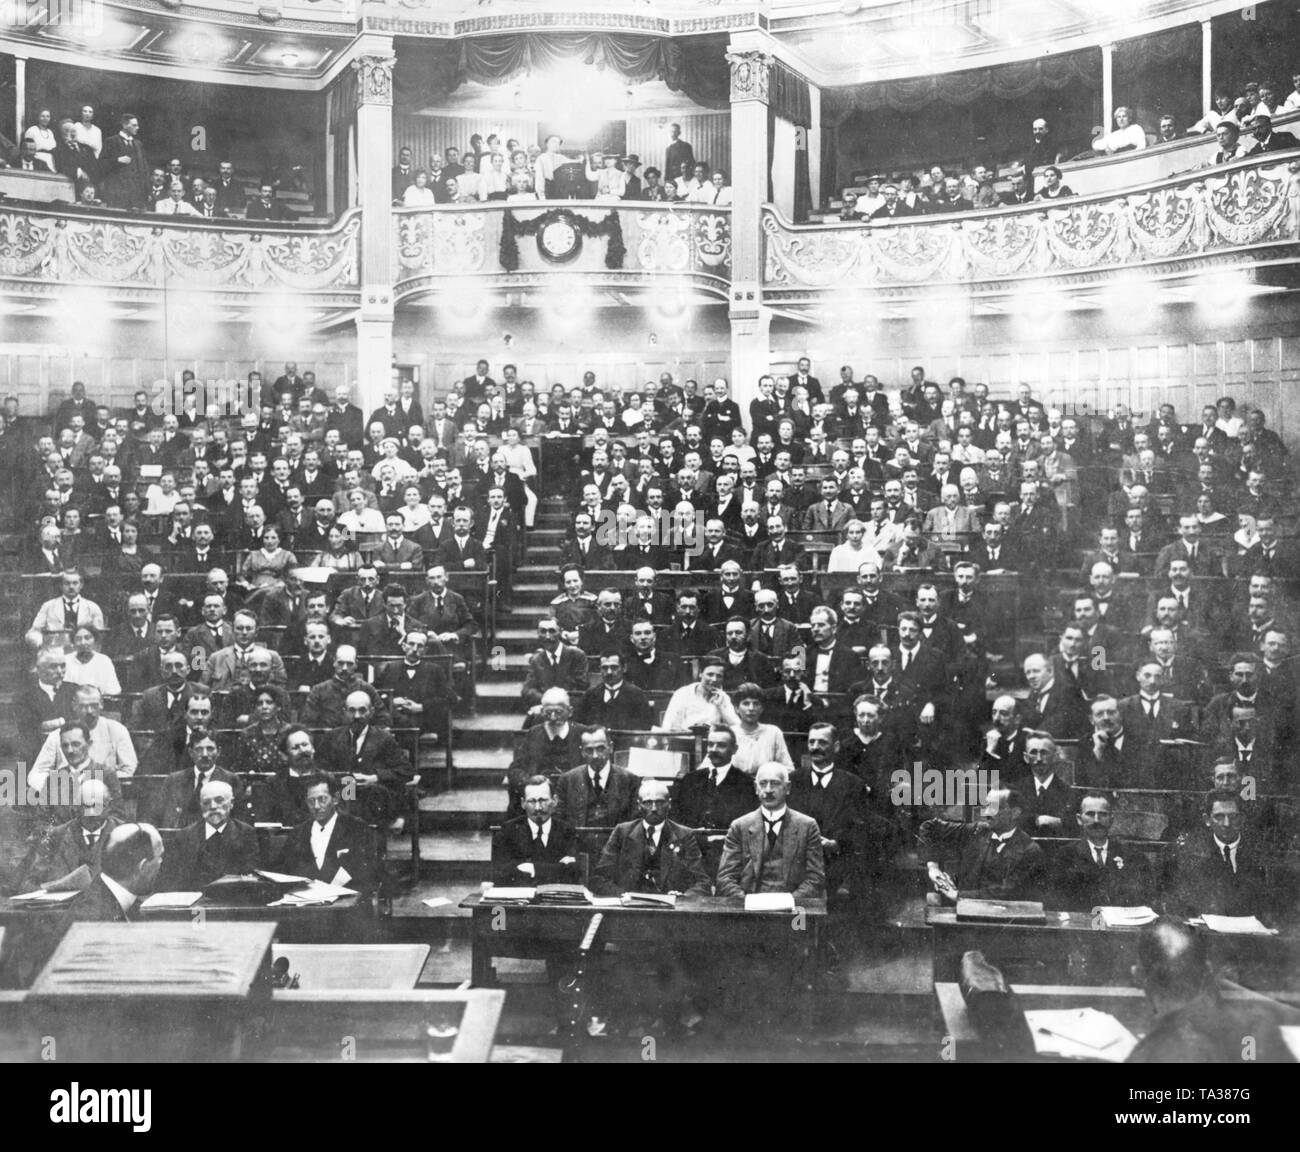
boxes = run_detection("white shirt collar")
[762,805,788,823]
[101,872,137,914]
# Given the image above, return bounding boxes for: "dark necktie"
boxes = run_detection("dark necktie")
[1222,843,1233,871]
[764,818,779,853]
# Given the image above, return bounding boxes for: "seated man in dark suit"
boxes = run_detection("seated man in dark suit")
[1015,730,1076,834]
[554,726,640,828]
[17,647,78,766]
[980,695,1030,780]
[21,777,120,891]
[595,778,710,897]
[505,689,589,819]
[788,723,871,903]
[1077,694,1157,789]
[144,726,245,828]
[764,654,823,736]
[920,787,1047,901]
[1021,651,1089,739]
[1052,791,1153,911]
[67,823,165,923]
[673,726,759,833]
[573,650,654,732]
[317,690,414,828]
[280,773,379,896]
[372,629,456,735]
[1161,790,1291,922]
[159,779,259,890]
[491,774,581,885]
[522,617,590,712]
[1128,917,1300,1064]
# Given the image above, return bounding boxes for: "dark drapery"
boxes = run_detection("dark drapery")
[394,33,729,111]
[827,47,1099,115]
[768,60,812,222]
[327,68,357,210]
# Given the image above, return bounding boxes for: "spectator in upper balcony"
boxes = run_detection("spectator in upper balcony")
[442,146,465,182]
[99,114,148,211]
[684,162,714,204]
[1284,72,1300,112]
[391,145,414,201]
[1093,106,1147,154]
[673,159,698,201]
[857,174,885,217]
[24,108,57,169]
[999,170,1034,207]
[693,168,732,206]
[1252,82,1281,118]
[196,187,227,219]
[52,119,95,190]
[145,168,167,206]
[402,169,437,207]
[156,180,200,217]
[664,122,695,188]
[211,160,240,215]
[1035,165,1074,201]
[475,152,507,201]
[247,182,292,222]
[639,166,670,202]
[1210,121,1248,165]
[533,134,573,198]
[900,174,925,213]
[869,182,914,220]
[1246,113,1300,154]
[621,155,643,199]
[929,176,972,213]
[839,189,860,219]
[1189,92,1239,134]
[1156,115,1179,144]
[442,175,467,204]
[74,104,102,158]
[10,137,53,173]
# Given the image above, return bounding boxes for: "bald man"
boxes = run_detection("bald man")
[318,689,413,826]
[161,779,259,889]
[68,823,165,922]
[594,778,710,898]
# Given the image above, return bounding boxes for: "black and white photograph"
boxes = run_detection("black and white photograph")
[0,0,1299,1099]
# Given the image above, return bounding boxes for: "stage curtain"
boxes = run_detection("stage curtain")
[394,34,729,111]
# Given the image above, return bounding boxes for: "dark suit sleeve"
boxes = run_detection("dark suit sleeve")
[592,824,627,896]
[673,825,712,896]
[792,820,826,903]
[714,820,747,897]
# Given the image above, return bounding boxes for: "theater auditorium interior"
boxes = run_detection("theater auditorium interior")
[0,0,1298,1069]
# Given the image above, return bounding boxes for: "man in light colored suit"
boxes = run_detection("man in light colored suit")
[715,762,825,901]
[201,611,287,690]
[922,484,981,552]
[26,570,105,648]
[801,476,853,534]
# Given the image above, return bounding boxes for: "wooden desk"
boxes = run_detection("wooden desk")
[927,906,1300,989]
[141,896,371,943]
[935,982,1300,1062]
[263,988,504,1062]
[459,893,826,989]
[271,943,429,990]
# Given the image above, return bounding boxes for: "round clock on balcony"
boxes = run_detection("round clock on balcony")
[537,211,582,263]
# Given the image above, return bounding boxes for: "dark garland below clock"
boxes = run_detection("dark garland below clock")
[499,208,626,272]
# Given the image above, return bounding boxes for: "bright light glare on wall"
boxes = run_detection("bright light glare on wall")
[55,288,113,348]
[439,280,492,331]
[543,284,596,333]
[1011,283,1063,333]
[519,62,630,137]
[1195,271,1250,322]
[254,294,311,353]
[1100,275,1159,331]
[913,290,971,348]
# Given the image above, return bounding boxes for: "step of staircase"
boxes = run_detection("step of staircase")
[387,829,492,881]
[420,786,506,830]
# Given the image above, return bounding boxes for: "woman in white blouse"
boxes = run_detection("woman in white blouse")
[399,483,432,532]
[478,153,510,201]
[402,170,436,207]
[1092,106,1147,154]
[730,682,793,775]
[63,625,122,697]
[828,519,884,574]
[74,105,102,157]
[697,169,733,206]
[24,109,57,168]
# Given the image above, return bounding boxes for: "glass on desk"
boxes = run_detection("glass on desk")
[424,1019,460,1061]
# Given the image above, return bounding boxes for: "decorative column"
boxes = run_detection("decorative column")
[726,45,773,416]
[1201,20,1213,113]
[352,41,396,414]
[14,55,26,143]
[1101,42,1114,133]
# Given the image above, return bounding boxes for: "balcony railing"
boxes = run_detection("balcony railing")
[763,151,1300,299]
[393,201,731,302]
[0,205,361,301]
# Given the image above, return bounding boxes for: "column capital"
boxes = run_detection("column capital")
[354,53,396,106]
[727,50,772,104]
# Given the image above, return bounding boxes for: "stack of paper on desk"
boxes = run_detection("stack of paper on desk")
[621,892,676,908]
[1200,914,1276,935]
[268,880,357,907]
[10,889,79,906]
[533,884,593,905]
[744,893,795,912]
[140,892,203,910]
[1024,1008,1138,1062]
[481,887,535,903]
[1098,906,1159,928]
